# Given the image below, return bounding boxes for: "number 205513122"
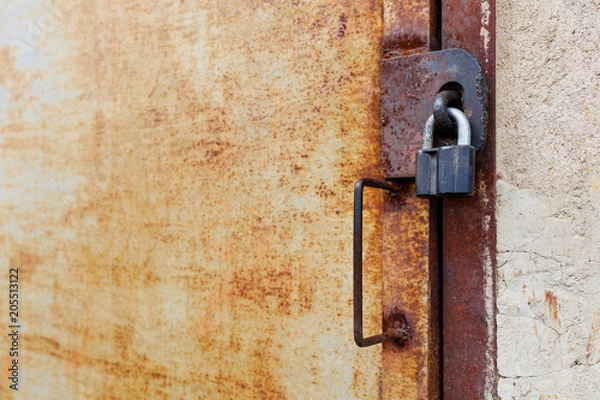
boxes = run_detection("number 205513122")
[8,268,19,391]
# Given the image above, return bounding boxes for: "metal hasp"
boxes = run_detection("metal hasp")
[381,48,488,178]
[353,179,412,347]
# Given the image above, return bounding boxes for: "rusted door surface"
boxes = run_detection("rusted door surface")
[0,1,386,398]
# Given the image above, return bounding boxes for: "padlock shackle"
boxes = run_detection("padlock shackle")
[422,116,435,149]
[447,107,471,146]
[422,107,471,148]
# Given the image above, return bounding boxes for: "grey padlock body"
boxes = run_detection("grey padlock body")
[416,107,475,197]
[415,116,438,196]
[437,107,475,196]
[437,145,475,195]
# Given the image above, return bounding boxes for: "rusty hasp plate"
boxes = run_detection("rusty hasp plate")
[380,48,488,178]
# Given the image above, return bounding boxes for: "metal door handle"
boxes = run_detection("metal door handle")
[353,178,410,347]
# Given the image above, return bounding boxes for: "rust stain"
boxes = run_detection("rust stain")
[1,0,386,398]
[7,246,43,284]
[544,290,559,322]
[229,267,315,315]
[586,309,600,362]
[63,350,84,377]
[383,306,413,346]
[383,0,439,56]
[336,14,348,39]
[382,183,441,399]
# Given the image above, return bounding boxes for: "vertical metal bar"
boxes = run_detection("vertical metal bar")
[381,2,442,399]
[441,1,497,399]
[382,184,441,399]
[383,0,440,56]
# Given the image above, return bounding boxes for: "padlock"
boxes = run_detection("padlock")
[415,107,475,197]
[415,116,438,196]
[437,107,475,196]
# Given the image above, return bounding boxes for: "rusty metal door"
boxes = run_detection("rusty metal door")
[0,0,494,399]
[0,1,385,398]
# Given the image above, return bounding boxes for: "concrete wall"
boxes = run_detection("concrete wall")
[496,1,600,398]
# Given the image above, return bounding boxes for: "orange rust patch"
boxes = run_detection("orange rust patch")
[229,268,315,315]
[544,290,559,322]
[586,309,600,362]
[8,246,43,284]
[383,0,438,56]
[382,183,440,399]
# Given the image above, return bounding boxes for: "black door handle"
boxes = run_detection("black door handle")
[353,178,411,347]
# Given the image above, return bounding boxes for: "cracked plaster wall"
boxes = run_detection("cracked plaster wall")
[497,1,600,398]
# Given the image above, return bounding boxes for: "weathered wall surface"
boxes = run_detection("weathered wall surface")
[0,1,385,398]
[497,1,600,398]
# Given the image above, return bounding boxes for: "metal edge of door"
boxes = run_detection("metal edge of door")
[381,1,442,399]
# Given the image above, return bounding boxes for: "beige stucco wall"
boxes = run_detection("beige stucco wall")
[497,1,600,398]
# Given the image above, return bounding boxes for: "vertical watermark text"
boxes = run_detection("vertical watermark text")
[8,268,19,391]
